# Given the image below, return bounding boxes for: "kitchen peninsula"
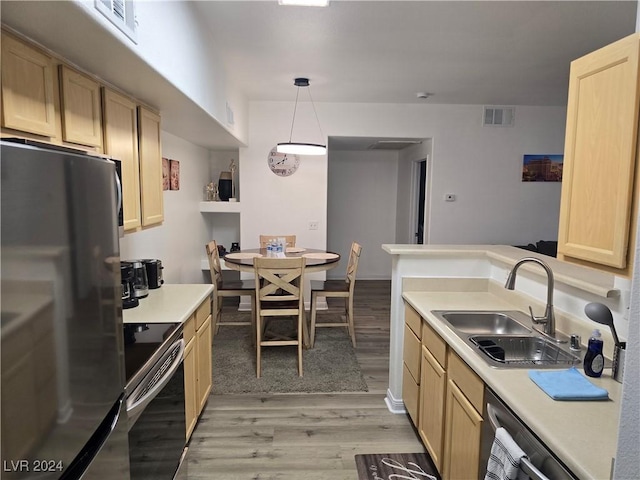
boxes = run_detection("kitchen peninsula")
[383,244,628,479]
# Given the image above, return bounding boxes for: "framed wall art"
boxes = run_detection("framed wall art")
[170,159,180,190]
[162,157,170,191]
[522,154,563,182]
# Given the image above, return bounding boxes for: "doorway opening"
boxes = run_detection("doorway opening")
[409,154,431,245]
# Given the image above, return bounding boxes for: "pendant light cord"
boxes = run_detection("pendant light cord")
[287,84,325,143]
[307,85,325,140]
[288,87,301,143]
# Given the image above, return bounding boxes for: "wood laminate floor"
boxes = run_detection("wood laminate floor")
[183,280,425,479]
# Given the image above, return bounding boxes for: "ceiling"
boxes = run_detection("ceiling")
[193,1,637,106]
[0,1,636,150]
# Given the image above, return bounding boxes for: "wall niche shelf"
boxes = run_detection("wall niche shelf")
[199,201,241,213]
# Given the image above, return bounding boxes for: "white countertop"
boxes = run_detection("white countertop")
[123,284,213,325]
[403,289,621,480]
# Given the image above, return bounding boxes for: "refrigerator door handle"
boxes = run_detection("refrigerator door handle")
[114,169,122,221]
[59,394,125,480]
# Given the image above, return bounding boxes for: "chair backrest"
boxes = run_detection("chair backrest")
[259,235,296,248]
[345,242,362,291]
[205,240,223,287]
[253,257,305,312]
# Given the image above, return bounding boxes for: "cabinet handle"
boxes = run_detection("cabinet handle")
[486,403,551,480]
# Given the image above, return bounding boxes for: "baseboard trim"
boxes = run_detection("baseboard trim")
[385,389,406,414]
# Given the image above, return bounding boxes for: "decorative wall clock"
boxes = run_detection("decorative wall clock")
[267,147,300,177]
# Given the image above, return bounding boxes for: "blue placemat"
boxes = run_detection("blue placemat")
[528,367,609,401]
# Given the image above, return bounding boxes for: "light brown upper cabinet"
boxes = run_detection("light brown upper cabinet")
[103,88,141,232]
[1,31,57,137]
[137,106,164,227]
[558,33,640,274]
[59,66,103,148]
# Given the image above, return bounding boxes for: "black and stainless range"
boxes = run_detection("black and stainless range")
[124,322,186,480]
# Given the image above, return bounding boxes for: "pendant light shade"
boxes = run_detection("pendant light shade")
[278,78,326,156]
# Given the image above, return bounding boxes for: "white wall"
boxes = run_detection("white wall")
[76,0,248,142]
[119,131,210,284]
[241,102,566,280]
[327,150,399,279]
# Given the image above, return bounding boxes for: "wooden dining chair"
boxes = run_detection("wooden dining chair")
[309,242,362,348]
[259,235,297,248]
[205,240,255,335]
[253,256,306,377]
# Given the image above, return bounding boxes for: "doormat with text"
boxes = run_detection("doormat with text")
[355,453,440,480]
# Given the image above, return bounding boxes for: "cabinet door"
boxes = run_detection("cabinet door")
[442,380,483,480]
[418,345,446,473]
[137,106,164,227]
[184,337,198,441]
[196,315,213,414]
[558,33,640,269]
[1,31,56,136]
[59,65,103,147]
[103,88,141,231]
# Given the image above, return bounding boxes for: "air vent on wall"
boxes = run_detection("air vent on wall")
[95,0,137,43]
[483,106,515,127]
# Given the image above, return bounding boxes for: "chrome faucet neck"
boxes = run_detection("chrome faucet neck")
[504,257,556,336]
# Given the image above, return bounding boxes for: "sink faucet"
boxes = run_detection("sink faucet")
[504,257,556,337]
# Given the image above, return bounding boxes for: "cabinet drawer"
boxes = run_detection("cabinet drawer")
[403,324,421,383]
[195,297,212,330]
[402,363,420,425]
[423,321,447,367]
[447,351,484,413]
[405,303,422,339]
[183,314,196,343]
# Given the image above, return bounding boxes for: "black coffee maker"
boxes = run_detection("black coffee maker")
[121,261,139,309]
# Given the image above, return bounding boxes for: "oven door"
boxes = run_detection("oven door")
[126,334,187,479]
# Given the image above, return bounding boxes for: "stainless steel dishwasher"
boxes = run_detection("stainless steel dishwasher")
[479,387,577,480]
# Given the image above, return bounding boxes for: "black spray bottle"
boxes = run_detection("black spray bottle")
[583,329,604,377]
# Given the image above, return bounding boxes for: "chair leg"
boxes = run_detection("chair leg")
[310,291,318,348]
[301,307,310,348]
[250,294,256,347]
[297,311,303,376]
[347,295,356,348]
[212,294,222,335]
[256,315,262,378]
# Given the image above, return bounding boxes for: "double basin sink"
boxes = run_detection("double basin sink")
[430,310,581,369]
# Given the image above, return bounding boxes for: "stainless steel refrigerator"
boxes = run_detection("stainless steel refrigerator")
[1,140,130,479]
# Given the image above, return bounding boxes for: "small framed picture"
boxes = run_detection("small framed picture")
[522,154,563,182]
[162,157,170,191]
[170,159,180,190]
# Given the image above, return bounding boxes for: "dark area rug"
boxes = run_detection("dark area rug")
[355,453,440,480]
[212,316,368,394]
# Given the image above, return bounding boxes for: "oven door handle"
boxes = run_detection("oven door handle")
[486,403,552,480]
[127,339,184,420]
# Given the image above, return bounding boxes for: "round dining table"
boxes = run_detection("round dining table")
[223,247,341,273]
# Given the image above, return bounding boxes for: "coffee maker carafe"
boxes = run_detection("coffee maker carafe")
[128,260,149,299]
[121,261,139,309]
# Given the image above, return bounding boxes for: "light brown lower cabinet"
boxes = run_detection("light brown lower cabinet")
[184,334,198,440]
[418,344,446,472]
[402,304,422,424]
[184,296,213,440]
[442,351,484,480]
[403,302,485,480]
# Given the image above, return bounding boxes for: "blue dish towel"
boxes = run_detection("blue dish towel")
[528,367,609,401]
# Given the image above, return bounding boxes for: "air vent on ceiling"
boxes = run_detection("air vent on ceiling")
[95,0,137,43]
[369,140,423,150]
[483,106,515,127]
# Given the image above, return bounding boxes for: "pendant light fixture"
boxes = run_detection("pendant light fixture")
[277,77,327,156]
